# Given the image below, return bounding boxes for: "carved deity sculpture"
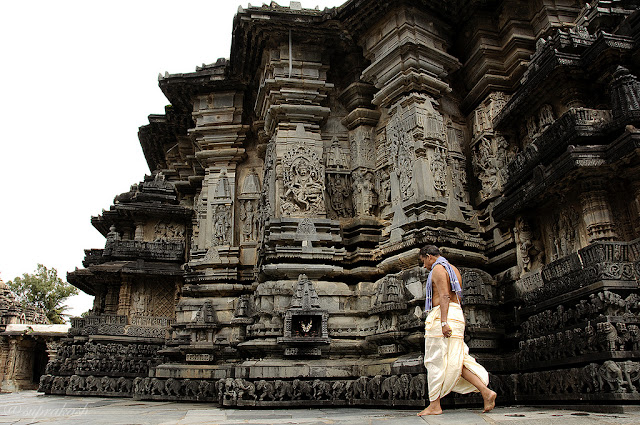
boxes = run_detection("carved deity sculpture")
[514,216,544,274]
[386,105,415,201]
[326,173,353,218]
[240,200,258,242]
[376,168,391,210]
[538,104,555,130]
[212,205,232,246]
[353,169,376,217]
[549,206,580,260]
[281,145,325,216]
[326,137,349,170]
[451,160,467,202]
[430,146,448,195]
[472,135,517,201]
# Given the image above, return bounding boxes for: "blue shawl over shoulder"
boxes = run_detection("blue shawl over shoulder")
[425,256,463,312]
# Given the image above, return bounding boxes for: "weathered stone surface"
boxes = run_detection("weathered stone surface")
[43,0,640,407]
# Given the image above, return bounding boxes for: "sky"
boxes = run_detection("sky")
[0,0,345,317]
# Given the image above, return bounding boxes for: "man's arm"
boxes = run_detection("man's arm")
[433,265,453,337]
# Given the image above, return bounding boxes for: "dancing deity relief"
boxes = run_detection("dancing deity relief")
[281,145,325,216]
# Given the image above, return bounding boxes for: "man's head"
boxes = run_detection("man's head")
[419,245,441,270]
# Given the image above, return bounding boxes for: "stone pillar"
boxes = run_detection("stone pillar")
[0,337,9,386]
[134,220,145,242]
[356,5,463,241]
[104,284,120,315]
[188,89,248,277]
[117,276,132,316]
[340,82,380,219]
[0,337,35,392]
[580,179,617,242]
[255,42,332,220]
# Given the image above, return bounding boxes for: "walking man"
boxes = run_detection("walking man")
[417,245,497,416]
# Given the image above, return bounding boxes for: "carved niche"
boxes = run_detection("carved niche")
[387,94,448,201]
[325,137,354,219]
[210,169,233,248]
[278,274,330,357]
[239,171,261,244]
[549,206,581,260]
[430,146,448,196]
[211,205,232,247]
[376,166,391,211]
[514,216,545,274]
[281,144,326,216]
[472,136,517,201]
[352,169,377,217]
[326,173,354,218]
[386,103,416,201]
[349,127,375,170]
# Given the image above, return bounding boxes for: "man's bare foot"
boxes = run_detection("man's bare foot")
[418,406,443,416]
[482,390,497,413]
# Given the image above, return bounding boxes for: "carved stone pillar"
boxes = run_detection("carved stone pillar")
[579,180,617,242]
[255,41,333,220]
[610,66,640,121]
[0,337,34,392]
[104,284,120,315]
[0,337,9,385]
[340,82,380,219]
[117,276,132,316]
[188,89,248,276]
[134,220,145,242]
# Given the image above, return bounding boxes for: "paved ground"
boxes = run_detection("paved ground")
[1,391,639,425]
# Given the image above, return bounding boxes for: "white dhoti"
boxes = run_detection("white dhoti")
[423,302,489,402]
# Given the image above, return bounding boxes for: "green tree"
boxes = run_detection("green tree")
[7,264,78,324]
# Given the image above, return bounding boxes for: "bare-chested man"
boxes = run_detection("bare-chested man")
[417,244,496,416]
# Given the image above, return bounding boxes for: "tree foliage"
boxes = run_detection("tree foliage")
[7,264,78,324]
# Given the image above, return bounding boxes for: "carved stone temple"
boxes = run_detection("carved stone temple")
[39,0,640,406]
[0,279,69,392]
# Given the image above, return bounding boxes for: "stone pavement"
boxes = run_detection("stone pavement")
[1,391,639,425]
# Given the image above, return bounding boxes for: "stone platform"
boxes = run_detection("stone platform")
[1,391,639,425]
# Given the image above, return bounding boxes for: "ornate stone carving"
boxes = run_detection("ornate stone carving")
[326,137,349,170]
[451,160,467,203]
[430,146,448,195]
[376,167,391,210]
[472,135,516,201]
[239,170,261,244]
[514,216,545,274]
[153,221,185,242]
[349,128,375,170]
[240,200,259,242]
[352,169,376,217]
[211,204,232,247]
[550,206,580,261]
[281,144,325,216]
[326,173,353,218]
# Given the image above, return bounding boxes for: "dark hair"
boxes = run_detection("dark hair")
[419,245,441,257]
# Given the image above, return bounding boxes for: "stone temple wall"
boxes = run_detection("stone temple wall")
[39,0,640,407]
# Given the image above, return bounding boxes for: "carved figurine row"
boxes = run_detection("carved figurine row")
[491,361,640,396]
[520,291,640,338]
[74,358,155,375]
[516,321,640,366]
[39,374,133,395]
[218,374,427,404]
[84,342,160,357]
[134,377,217,400]
[520,263,636,305]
